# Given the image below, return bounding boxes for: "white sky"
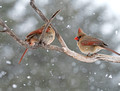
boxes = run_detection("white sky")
[94,0,120,16]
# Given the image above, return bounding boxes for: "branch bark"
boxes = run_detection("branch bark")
[0,0,120,63]
[0,19,27,47]
[39,10,61,44]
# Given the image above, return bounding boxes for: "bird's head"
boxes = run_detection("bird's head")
[74,28,86,41]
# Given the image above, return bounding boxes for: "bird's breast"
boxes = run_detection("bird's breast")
[77,41,103,54]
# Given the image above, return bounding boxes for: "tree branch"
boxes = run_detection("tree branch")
[39,10,61,44]
[40,45,120,63]
[0,0,120,63]
[0,19,27,47]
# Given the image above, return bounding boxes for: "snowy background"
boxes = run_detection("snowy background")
[0,0,120,91]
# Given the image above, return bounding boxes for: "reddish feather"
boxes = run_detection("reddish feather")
[78,28,82,33]
[26,26,50,38]
[81,41,100,45]
[18,48,28,64]
[19,26,51,64]
[81,38,104,46]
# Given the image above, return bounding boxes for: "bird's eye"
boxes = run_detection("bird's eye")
[78,36,81,39]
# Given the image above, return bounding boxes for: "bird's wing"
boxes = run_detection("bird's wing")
[81,36,107,46]
[26,27,44,38]
[26,25,51,38]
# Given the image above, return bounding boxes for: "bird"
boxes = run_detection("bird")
[74,28,120,56]
[18,24,55,64]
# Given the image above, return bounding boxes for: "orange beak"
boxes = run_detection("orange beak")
[74,37,79,41]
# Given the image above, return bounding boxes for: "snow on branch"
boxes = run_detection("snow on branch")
[0,0,120,63]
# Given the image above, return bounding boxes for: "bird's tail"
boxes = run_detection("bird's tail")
[18,48,28,64]
[103,47,120,56]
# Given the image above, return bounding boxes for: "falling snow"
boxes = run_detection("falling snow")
[52,63,54,66]
[6,60,12,64]
[26,63,29,66]
[115,30,118,35]
[0,6,2,8]
[58,76,62,79]
[27,76,31,79]
[4,20,7,22]
[56,15,64,21]
[105,74,108,77]
[12,84,17,88]
[108,75,112,79]
[23,84,26,86]
[92,12,95,15]
[49,70,53,76]
[3,27,7,30]
[66,25,71,29]
[118,83,120,86]
[46,49,49,52]
[0,71,7,78]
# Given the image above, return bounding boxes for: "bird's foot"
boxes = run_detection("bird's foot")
[32,42,39,49]
[87,53,97,57]
[86,53,91,57]
[39,41,47,46]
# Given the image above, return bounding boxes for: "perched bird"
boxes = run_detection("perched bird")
[19,24,55,64]
[74,28,120,56]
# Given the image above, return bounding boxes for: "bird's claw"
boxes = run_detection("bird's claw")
[87,53,97,57]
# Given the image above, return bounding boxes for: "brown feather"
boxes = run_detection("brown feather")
[81,36,107,47]
[26,25,50,38]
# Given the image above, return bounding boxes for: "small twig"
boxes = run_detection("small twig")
[0,19,9,31]
[39,10,61,43]
[30,0,48,22]
[0,30,7,32]
[0,19,27,47]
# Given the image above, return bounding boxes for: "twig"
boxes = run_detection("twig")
[39,10,61,44]
[0,30,7,32]
[0,19,27,47]
[30,0,48,22]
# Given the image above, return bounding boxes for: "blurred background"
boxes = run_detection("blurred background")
[0,0,120,91]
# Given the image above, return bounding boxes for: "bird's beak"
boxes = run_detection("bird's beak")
[74,37,79,41]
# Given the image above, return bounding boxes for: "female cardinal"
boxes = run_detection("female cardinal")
[74,28,120,56]
[19,24,55,64]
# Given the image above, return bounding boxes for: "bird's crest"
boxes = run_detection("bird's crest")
[78,28,82,33]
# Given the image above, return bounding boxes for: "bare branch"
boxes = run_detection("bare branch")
[0,19,27,47]
[39,10,61,44]
[0,30,7,32]
[94,54,120,63]
[42,44,64,52]
[41,45,120,63]
[30,0,48,22]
